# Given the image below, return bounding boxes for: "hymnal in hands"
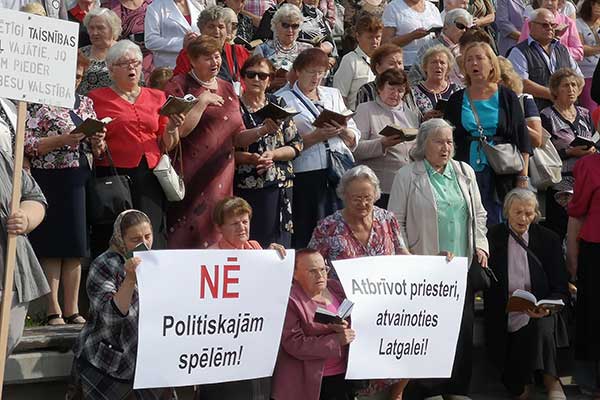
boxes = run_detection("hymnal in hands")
[312,109,355,128]
[570,132,600,149]
[378,125,419,140]
[234,36,264,50]
[314,299,354,325]
[254,102,300,120]
[160,94,198,116]
[506,289,565,313]
[71,117,113,137]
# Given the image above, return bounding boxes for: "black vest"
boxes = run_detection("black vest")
[513,40,572,110]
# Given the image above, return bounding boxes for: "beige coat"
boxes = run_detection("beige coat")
[388,159,489,263]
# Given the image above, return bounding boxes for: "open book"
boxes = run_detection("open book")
[313,109,355,128]
[378,125,419,140]
[233,36,263,50]
[570,131,600,149]
[160,94,198,116]
[506,289,565,313]
[314,299,354,325]
[71,117,113,137]
[254,102,300,120]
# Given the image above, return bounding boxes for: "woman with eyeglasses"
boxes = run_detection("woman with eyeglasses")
[309,165,410,399]
[88,40,185,255]
[253,4,312,91]
[234,55,303,248]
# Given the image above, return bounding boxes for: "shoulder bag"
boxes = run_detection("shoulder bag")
[467,93,525,175]
[153,142,185,202]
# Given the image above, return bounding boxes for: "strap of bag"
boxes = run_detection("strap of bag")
[290,88,333,152]
[507,225,543,269]
[68,96,84,126]
[173,141,184,179]
[465,92,485,139]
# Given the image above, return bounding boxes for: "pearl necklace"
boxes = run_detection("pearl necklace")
[190,70,217,89]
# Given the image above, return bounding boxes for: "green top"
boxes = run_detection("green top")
[424,160,469,257]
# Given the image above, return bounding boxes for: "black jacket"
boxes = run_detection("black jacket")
[483,223,570,367]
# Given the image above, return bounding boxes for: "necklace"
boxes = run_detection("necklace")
[556,105,577,121]
[112,85,140,103]
[274,38,297,55]
[423,80,449,94]
[190,70,217,89]
[241,94,266,112]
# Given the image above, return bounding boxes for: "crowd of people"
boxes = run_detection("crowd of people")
[1,0,600,398]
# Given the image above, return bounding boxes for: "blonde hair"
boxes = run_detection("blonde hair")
[20,2,46,15]
[460,42,501,86]
[549,68,585,100]
[212,197,253,226]
[498,56,523,94]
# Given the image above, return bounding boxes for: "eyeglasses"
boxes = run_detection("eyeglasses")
[114,60,142,68]
[455,22,468,31]
[349,195,375,205]
[244,70,271,80]
[531,21,558,30]
[281,22,300,30]
[307,265,331,278]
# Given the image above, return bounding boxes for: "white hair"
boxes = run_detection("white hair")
[336,165,382,201]
[83,8,122,40]
[271,4,303,33]
[444,8,473,27]
[503,188,542,222]
[105,39,143,67]
[529,7,554,22]
[410,118,455,161]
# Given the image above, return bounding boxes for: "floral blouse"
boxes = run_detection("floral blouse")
[77,46,113,96]
[235,94,303,190]
[25,95,96,169]
[412,82,459,115]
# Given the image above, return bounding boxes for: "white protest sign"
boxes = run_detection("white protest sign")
[0,10,78,108]
[333,255,468,379]
[133,250,294,389]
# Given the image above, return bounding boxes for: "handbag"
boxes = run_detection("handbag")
[468,94,525,175]
[529,128,562,189]
[459,161,498,291]
[153,142,185,202]
[87,146,133,225]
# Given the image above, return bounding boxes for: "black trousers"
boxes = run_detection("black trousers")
[320,374,354,400]
[292,169,341,248]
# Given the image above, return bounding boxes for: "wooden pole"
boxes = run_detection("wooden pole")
[0,101,28,398]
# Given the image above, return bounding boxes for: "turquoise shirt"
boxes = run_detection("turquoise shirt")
[424,160,469,257]
[461,91,499,172]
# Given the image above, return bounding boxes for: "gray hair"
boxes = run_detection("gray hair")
[529,7,554,22]
[410,118,455,161]
[502,188,541,223]
[223,7,238,24]
[83,8,122,40]
[106,40,143,67]
[197,5,227,30]
[271,4,303,33]
[444,8,473,27]
[421,45,455,78]
[336,165,382,201]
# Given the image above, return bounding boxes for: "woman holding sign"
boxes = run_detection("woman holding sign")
[387,118,489,399]
[25,51,107,326]
[74,209,168,399]
[485,189,570,400]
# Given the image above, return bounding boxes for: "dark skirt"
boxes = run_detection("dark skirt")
[90,157,167,258]
[196,378,271,400]
[474,166,503,226]
[29,159,91,258]
[235,185,292,248]
[575,240,600,361]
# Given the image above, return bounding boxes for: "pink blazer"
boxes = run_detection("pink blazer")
[271,280,349,400]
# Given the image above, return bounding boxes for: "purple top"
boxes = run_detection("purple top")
[496,0,526,57]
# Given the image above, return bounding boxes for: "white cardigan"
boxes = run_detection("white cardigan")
[144,0,203,68]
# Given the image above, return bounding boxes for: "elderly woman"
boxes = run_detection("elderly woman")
[411,45,459,119]
[279,48,361,248]
[309,165,409,398]
[333,14,383,111]
[1,151,49,356]
[78,8,121,95]
[388,118,489,399]
[88,40,184,255]
[223,0,255,42]
[577,0,600,111]
[272,248,356,400]
[567,153,600,398]
[25,52,106,326]
[165,36,248,249]
[353,69,420,209]
[355,44,405,107]
[235,56,303,248]
[74,210,170,398]
[445,42,532,226]
[540,68,597,241]
[485,189,569,400]
[381,0,442,68]
[144,0,203,68]
[253,4,312,90]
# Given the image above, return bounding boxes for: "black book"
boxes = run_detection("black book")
[312,109,355,128]
[434,99,448,112]
[71,117,113,137]
[314,299,354,325]
[570,132,600,149]
[254,102,300,120]
[233,36,264,50]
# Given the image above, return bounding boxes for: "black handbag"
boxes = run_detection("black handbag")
[324,140,354,186]
[87,146,133,225]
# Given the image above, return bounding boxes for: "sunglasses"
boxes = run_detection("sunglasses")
[244,70,271,80]
[281,22,300,30]
[531,21,558,29]
[455,22,468,31]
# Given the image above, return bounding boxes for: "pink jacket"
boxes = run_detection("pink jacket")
[271,280,349,400]
[519,13,583,61]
